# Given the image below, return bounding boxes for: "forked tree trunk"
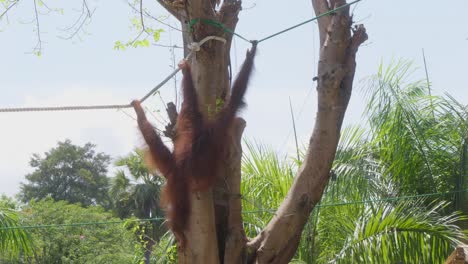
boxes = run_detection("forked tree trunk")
[158,1,244,262]
[246,1,367,262]
[156,0,367,263]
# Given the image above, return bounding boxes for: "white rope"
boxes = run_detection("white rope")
[140,36,226,102]
[0,104,132,112]
[187,36,226,52]
[0,36,227,113]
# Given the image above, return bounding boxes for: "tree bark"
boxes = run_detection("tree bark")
[247,1,367,263]
[223,118,248,264]
[444,245,468,264]
[157,1,245,263]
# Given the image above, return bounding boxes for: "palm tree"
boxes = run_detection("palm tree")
[110,149,165,264]
[240,121,466,263]
[364,60,468,224]
[241,141,295,236]
[313,125,466,263]
[364,61,468,201]
[310,60,468,262]
[0,198,33,261]
[151,59,468,261]
[331,201,464,263]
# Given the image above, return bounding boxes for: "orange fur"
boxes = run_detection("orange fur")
[131,44,257,247]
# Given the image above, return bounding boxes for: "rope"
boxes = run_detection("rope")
[257,0,362,43]
[0,36,227,113]
[188,0,362,44]
[187,35,226,51]
[0,104,132,112]
[2,189,465,231]
[139,67,182,103]
[1,1,363,112]
[140,36,226,102]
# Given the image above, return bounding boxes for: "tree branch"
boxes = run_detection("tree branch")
[156,0,185,21]
[218,0,241,46]
[0,1,18,20]
[32,0,42,55]
[58,0,95,41]
[311,0,331,46]
[188,0,216,20]
[163,102,178,141]
[139,0,146,31]
[247,1,367,262]
[126,2,184,33]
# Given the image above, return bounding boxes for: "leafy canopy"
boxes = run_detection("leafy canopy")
[19,198,135,264]
[19,140,111,207]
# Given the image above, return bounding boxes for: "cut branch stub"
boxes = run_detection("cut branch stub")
[163,102,178,141]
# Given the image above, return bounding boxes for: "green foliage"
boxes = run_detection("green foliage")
[241,114,467,263]
[241,141,294,236]
[152,234,177,263]
[328,201,465,263]
[309,120,466,263]
[0,197,33,261]
[19,198,135,263]
[124,220,177,264]
[111,150,168,263]
[206,98,226,117]
[364,60,468,198]
[111,149,164,220]
[19,140,111,208]
[0,194,18,209]
[215,98,225,113]
[0,0,17,10]
[113,17,164,51]
[114,38,153,50]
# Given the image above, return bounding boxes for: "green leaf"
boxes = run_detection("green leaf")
[0,205,33,258]
[130,17,142,31]
[152,29,164,42]
[131,39,150,48]
[113,41,126,51]
[141,39,150,47]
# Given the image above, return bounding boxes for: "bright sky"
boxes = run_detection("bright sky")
[1,0,467,197]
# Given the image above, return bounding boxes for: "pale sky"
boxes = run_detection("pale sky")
[1,0,467,197]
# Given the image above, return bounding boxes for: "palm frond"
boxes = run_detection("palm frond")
[0,207,33,259]
[330,200,465,264]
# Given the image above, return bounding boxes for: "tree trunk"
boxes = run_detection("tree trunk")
[156,0,366,263]
[445,245,468,264]
[246,1,367,263]
[458,138,468,230]
[157,1,245,263]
